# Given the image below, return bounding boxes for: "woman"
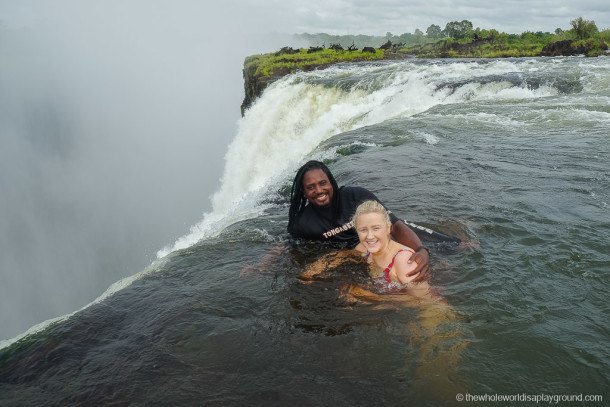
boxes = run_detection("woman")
[301,200,433,302]
[352,200,430,298]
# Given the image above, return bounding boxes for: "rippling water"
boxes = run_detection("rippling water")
[1,57,608,406]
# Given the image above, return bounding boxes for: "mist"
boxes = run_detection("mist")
[0,1,288,340]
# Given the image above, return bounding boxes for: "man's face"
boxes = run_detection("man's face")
[302,168,334,207]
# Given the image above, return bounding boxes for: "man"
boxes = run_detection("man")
[287,160,430,282]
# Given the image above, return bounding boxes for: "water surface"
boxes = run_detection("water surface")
[1,57,608,406]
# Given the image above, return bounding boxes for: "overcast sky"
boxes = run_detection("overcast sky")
[2,0,609,36]
[251,0,609,35]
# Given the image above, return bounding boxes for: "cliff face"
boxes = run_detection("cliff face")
[241,65,286,116]
[240,64,257,116]
[240,60,339,116]
[239,47,391,116]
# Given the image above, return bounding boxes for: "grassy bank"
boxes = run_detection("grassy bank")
[247,30,608,81]
[244,48,386,79]
[402,30,610,58]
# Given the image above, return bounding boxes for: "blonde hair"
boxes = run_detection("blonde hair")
[352,200,391,227]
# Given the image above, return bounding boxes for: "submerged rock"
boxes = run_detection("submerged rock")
[540,40,586,56]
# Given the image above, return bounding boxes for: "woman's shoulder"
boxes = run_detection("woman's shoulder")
[393,245,415,262]
[393,246,417,279]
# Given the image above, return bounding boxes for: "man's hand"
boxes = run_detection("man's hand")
[405,247,430,283]
[391,221,430,282]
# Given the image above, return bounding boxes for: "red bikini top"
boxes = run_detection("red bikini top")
[383,248,415,284]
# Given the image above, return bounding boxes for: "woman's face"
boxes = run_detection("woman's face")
[355,212,391,253]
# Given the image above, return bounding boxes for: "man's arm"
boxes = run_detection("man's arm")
[299,250,362,283]
[391,220,430,282]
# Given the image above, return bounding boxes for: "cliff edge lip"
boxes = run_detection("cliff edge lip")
[241,39,608,115]
[240,46,403,115]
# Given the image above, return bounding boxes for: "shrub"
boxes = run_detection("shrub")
[570,17,599,40]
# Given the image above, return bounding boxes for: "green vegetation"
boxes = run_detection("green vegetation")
[245,48,385,78]
[400,17,610,58]
[406,30,558,58]
[400,17,608,58]
[570,17,599,40]
[242,17,608,113]
[288,17,608,60]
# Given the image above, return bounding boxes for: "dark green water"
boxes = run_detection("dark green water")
[1,57,608,406]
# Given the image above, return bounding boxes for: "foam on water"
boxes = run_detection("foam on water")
[417,131,440,145]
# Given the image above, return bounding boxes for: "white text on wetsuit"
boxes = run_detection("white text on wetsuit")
[322,221,355,239]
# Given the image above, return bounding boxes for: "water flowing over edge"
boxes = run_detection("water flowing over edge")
[156,57,574,256]
[0,257,169,349]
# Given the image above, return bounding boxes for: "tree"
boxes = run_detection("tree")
[426,24,443,38]
[386,31,393,40]
[485,29,500,41]
[570,17,598,39]
[414,28,423,36]
[443,20,474,39]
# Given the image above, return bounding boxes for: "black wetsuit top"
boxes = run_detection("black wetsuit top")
[289,186,399,247]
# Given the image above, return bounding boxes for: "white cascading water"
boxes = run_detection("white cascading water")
[157,58,559,257]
